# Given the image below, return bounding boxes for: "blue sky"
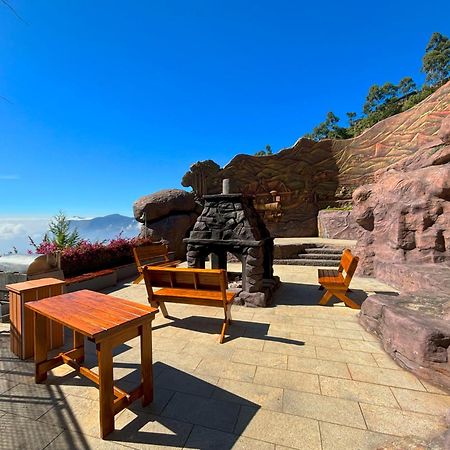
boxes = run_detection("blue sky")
[1,0,449,219]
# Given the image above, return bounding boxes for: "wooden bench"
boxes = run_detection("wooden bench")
[142,266,236,343]
[132,243,181,284]
[318,248,360,309]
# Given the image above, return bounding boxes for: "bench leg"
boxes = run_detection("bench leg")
[318,285,324,291]
[227,304,232,325]
[219,320,228,344]
[159,302,169,318]
[133,274,144,284]
[73,331,85,364]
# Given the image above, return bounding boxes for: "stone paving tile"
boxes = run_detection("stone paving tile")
[0,382,66,420]
[226,336,265,351]
[348,364,426,391]
[420,380,450,395]
[291,333,342,349]
[38,394,107,438]
[213,378,284,411]
[154,366,218,398]
[319,421,395,450]
[0,377,18,394]
[333,320,365,331]
[265,323,314,338]
[283,389,367,429]
[185,425,275,450]
[339,338,385,354]
[153,350,203,372]
[262,340,317,358]
[319,375,399,408]
[235,406,321,449]
[360,403,447,438]
[288,355,351,378]
[195,357,256,382]
[0,413,63,450]
[45,429,133,449]
[390,387,450,416]
[232,349,288,369]
[254,366,320,394]
[371,353,402,370]
[161,391,241,433]
[113,409,193,449]
[315,346,378,366]
[291,317,337,328]
[312,326,363,340]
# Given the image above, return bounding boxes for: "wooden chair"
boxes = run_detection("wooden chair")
[142,266,236,343]
[317,249,360,309]
[132,243,181,284]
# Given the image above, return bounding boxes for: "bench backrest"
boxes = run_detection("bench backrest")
[338,249,359,288]
[142,266,228,302]
[133,244,171,270]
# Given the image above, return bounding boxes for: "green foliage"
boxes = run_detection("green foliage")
[422,32,450,86]
[44,211,81,250]
[304,112,351,140]
[255,144,273,156]
[305,32,448,141]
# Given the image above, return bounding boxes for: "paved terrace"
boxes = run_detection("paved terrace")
[0,264,449,449]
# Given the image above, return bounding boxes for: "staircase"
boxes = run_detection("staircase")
[274,244,348,267]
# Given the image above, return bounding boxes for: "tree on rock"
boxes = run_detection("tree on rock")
[422,32,450,86]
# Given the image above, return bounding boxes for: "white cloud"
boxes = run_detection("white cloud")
[0,223,26,238]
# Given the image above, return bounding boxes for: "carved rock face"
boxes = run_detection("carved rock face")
[351,154,450,286]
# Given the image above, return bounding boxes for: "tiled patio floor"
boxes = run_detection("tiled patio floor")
[0,264,449,449]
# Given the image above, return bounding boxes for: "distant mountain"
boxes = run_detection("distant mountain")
[68,214,140,242]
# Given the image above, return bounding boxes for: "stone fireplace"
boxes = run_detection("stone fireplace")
[184,184,279,307]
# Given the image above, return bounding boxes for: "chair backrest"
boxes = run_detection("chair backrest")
[133,244,170,269]
[142,266,228,303]
[338,249,359,288]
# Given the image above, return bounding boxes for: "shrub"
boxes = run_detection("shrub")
[34,236,153,278]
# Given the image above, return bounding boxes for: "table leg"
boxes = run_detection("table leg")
[97,340,114,438]
[140,322,153,406]
[73,330,85,364]
[34,313,48,383]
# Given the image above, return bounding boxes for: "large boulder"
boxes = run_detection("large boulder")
[139,213,198,259]
[133,189,196,223]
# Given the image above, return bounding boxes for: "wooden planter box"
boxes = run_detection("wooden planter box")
[6,278,65,359]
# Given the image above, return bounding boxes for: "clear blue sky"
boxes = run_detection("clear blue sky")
[1,0,449,218]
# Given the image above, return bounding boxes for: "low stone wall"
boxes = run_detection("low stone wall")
[359,293,450,390]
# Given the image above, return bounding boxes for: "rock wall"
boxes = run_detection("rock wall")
[317,210,365,240]
[182,82,450,237]
[351,115,450,292]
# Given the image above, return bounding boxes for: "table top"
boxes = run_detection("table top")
[25,289,157,340]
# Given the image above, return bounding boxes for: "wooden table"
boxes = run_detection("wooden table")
[25,289,158,439]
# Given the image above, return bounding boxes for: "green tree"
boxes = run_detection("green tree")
[346,112,357,126]
[255,144,273,156]
[45,211,81,249]
[305,112,350,141]
[422,32,450,86]
[398,77,417,96]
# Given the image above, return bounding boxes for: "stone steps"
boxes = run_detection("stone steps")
[274,243,347,267]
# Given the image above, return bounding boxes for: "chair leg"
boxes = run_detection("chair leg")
[334,291,360,309]
[318,285,324,291]
[226,303,232,325]
[318,290,333,305]
[219,320,228,344]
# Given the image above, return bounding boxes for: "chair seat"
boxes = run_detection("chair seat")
[318,269,345,286]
